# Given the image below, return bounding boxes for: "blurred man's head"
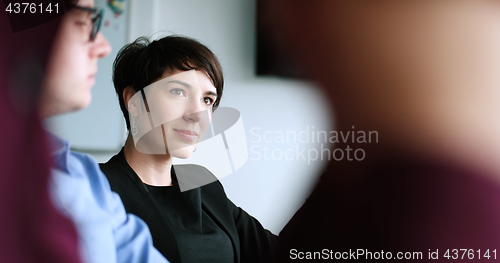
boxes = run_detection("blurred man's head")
[39,0,111,118]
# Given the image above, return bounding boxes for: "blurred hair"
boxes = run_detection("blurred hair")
[113,35,224,130]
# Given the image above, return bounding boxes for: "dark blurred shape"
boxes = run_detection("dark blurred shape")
[271,1,500,262]
[280,151,500,262]
[0,5,81,263]
[256,0,304,78]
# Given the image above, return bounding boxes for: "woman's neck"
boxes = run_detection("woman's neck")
[123,136,174,186]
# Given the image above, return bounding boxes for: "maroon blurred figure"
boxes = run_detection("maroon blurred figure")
[0,2,81,262]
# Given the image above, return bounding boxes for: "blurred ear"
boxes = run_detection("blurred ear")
[123,86,138,116]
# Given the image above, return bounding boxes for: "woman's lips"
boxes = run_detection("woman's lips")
[173,129,198,142]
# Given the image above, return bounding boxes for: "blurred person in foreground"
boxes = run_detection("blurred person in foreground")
[37,0,169,262]
[272,1,500,261]
[0,1,81,262]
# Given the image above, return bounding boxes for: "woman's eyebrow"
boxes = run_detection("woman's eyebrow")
[166,80,191,88]
[205,91,217,97]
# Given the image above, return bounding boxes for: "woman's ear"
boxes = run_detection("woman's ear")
[123,86,138,116]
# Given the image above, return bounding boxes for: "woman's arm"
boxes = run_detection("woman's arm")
[229,199,283,263]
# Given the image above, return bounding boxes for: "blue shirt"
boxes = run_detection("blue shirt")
[48,134,169,263]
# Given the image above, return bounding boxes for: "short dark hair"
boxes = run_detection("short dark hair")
[112,35,224,130]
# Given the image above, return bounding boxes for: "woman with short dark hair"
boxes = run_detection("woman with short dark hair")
[100,35,281,263]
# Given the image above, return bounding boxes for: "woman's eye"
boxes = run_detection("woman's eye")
[203,97,214,106]
[169,88,185,96]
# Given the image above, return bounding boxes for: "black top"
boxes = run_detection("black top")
[100,149,282,263]
[144,183,233,263]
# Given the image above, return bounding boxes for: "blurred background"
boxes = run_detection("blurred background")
[45,0,332,234]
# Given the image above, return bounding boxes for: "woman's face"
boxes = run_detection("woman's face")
[129,69,217,158]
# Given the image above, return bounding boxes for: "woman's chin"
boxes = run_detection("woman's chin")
[169,148,194,159]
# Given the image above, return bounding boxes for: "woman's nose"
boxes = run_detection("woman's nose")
[183,99,207,123]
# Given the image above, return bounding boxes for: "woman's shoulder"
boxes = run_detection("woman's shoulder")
[98,152,146,196]
[98,151,129,178]
[99,156,122,181]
